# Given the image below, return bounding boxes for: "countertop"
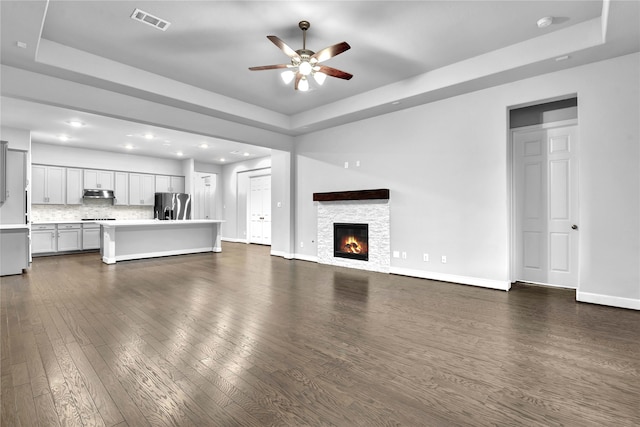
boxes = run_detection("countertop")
[96,219,224,227]
[32,220,94,225]
[0,224,30,230]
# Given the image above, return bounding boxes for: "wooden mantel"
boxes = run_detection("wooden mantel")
[312,189,390,202]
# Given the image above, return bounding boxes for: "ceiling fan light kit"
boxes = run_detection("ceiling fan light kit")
[249,20,353,91]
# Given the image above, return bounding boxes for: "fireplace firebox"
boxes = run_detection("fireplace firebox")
[334,223,369,261]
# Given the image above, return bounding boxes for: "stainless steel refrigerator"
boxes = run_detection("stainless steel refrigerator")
[154,193,191,220]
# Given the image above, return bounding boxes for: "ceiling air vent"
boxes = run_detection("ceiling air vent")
[130,8,171,31]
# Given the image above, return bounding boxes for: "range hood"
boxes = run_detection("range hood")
[83,189,115,199]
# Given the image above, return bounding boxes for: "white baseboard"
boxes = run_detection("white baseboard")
[221,237,248,244]
[577,291,640,310]
[294,253,318,263]
[390,266,511,291]
[270,250,294,259]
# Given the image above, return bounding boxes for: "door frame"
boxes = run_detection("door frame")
[247,173,272,245]
[508,118,579,287]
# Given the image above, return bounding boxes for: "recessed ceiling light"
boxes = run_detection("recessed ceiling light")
[176,151,183,157]
[125,144,134,150]
[220,158,226,162]
[199,143,209,149]
[537,16,553,28]
[58,135,70,142]
[162,142,171,146]
[16,41,27,49]
[555,55,570,62]
[66,120,85,128]
[391,101,401,105]
[126,134,134,137]
[144,133,154,140]
[243,152,250,157]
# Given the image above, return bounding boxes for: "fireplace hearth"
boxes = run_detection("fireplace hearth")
[334,223,368,261]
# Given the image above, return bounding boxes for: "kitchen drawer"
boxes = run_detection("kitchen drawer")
[82,223,100,229]
[58,223,82,230]
[32,224,56,231]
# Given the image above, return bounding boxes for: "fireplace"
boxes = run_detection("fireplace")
[334,223,368,261]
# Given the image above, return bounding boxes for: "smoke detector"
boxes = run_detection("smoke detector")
[130,8,171,31]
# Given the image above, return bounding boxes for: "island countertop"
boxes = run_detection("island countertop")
[96,219,224,227]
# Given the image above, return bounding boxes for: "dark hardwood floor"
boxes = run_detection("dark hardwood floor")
[1,243,638,426]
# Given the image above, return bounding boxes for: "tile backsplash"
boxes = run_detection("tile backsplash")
[31,199,154,222]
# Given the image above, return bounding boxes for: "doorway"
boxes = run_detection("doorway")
[511,99,579,289]
[248,174,271,245]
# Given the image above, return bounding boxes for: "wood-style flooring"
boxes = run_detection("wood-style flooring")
[1,243,638,426]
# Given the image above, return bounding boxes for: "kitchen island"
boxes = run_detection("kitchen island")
[98,219,224,264]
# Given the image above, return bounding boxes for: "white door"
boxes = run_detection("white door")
[249,175,271,245]
[513,123,579,288]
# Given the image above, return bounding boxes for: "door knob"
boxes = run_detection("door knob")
[571,224,578,230]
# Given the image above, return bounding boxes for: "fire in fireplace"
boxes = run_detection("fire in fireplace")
[334,223,369,261]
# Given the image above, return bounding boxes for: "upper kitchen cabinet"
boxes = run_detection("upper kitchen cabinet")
[114,172,129,205]
[129,173,155,206]
[84,169,114,190]
[32,165,65,204]
[66,168,83,205]
[155,175,185,193]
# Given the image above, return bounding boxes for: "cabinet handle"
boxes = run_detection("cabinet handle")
[97,183,101,188]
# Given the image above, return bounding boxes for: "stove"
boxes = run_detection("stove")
[82,218,116,221]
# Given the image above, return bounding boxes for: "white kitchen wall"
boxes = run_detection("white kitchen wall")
[0,126,30,151]
[31,142,184,175]
[294,53,640,308]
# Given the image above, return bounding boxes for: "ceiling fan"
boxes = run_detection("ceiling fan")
[249,20,353,91]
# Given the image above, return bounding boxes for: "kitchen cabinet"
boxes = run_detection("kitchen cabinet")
[84,169,114,190]
[31,224,57,253]
[57,224,82,251]
[66,168,84,204]
[0,149,27,224]
[32,165,65,204]
[82,223,100,250]
[0,226,29,276]
[114,172,129,205]
[155,175,185,193]
[129,173,155,206]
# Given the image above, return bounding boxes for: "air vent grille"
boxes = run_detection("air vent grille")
[130,8,171,31]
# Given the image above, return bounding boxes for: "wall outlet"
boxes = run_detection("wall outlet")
[277,201,282,208]
[402,251,407,259]
[344,161,349,168]
[441,255,447,264]
[393,250,400,258]
[300,241,304,248]
[423,253,429,262]
[356,160,360,167]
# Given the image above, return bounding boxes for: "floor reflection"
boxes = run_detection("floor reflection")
[332,271,369,303]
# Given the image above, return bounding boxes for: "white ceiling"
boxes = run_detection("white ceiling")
[1,1,638,163]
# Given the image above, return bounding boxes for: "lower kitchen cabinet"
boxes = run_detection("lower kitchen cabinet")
[32,222,100,255]
[57,224,82,251]
[82,223,100,249]
[31,224,56,254]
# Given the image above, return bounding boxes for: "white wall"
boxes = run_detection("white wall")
[294,53,640,308]
[31,142,184,175]
[0,127,30,151]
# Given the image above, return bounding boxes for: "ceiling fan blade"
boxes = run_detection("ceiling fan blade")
[294,73,302,90]
[316,65,353,80]
[312,42,351,63]
[249,64,290,71]
[267,35,300,58]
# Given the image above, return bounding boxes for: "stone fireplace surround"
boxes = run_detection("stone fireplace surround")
[314,189,390,273]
